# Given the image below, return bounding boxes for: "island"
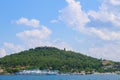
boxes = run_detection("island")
[0,47,120,75]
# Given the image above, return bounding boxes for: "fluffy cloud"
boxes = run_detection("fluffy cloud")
[88,0,120,27]
[59,0,120,41]
[90,28,120,40]
[16,17,52,41]
[16,17,40,28]
[59,0,90,31]
[87,0,120,40]
[0,48,6,58]
[15,17,53,49]
[16,27,51,40]
[16,17,72,51]
[16,26,52,49]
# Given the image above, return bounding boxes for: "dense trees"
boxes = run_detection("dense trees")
[0,47,113,73]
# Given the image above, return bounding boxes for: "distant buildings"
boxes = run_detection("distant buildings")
[102,60,110,65]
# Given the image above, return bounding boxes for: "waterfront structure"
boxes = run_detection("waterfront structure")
[15,69,59,75]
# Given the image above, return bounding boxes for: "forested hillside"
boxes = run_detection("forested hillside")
[0,47,116,73]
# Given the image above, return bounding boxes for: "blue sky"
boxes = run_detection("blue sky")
[0,0,120,61]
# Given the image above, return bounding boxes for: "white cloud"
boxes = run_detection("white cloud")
[0,42,24,57]
[16,28,71,51]
[89,43,120,61]
[15,17,72,53]
[16,26,51,41]
[89,28,120,40]
[0,48,6,58]
[59,0,120,41]
[16,17,40,28]
[16,24,52,49]
[59,0,90,31]
[16,17,53,49]
[3,42,24,55]
[109,0,120,5]
[88,0,120,27]
[87,0,120,41]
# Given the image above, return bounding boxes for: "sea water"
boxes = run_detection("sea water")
[0,74,120,80]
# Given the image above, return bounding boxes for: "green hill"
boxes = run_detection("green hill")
[0,47,118,74]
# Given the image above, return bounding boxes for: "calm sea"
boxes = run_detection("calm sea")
[0,74,120,80]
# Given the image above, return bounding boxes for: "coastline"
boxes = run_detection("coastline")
[1,71,119,75]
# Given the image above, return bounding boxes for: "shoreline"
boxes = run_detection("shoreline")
[0,72,119,75]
